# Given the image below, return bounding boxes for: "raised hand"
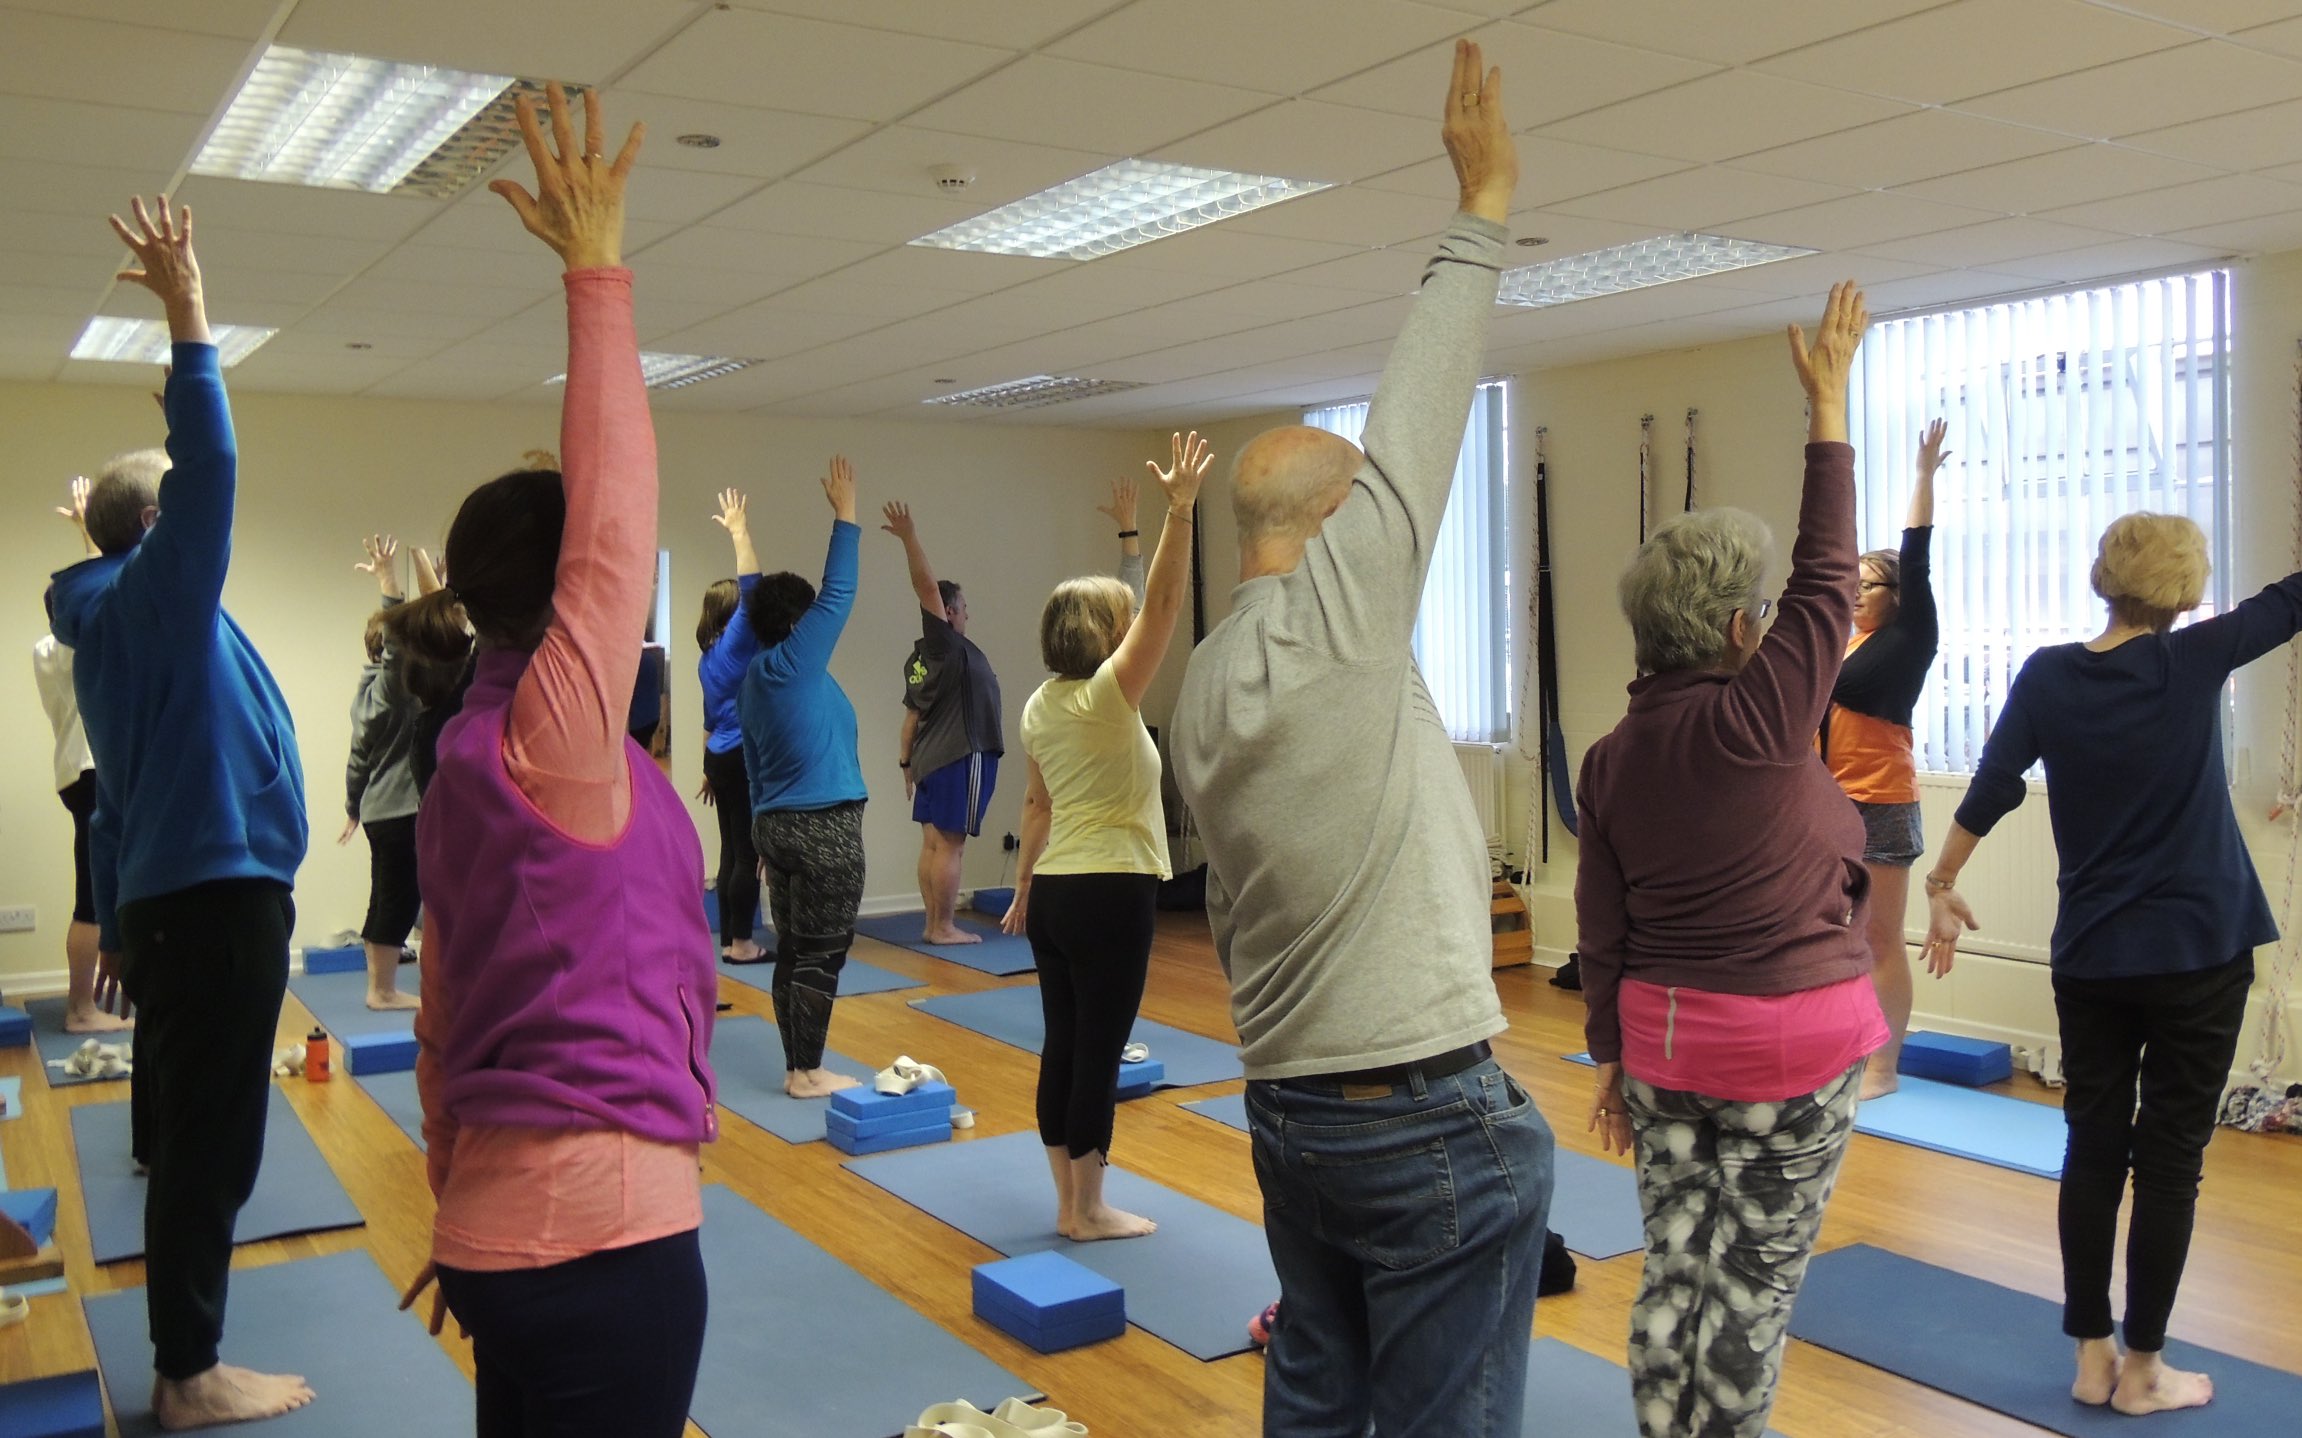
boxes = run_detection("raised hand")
[412,547,444,598]
[1916,417,1951,480]
[1788,281,1869,404]
[487,83,642,271]
[57,476,94,554]
[1098,474,1139,530]
[1147,431,1213,514]
[107,196,209,343]
[355,534,401,597]
[712,488,749,535]
[879,498,916,541]
[820,455,856,523]
[1440,39,1515,223]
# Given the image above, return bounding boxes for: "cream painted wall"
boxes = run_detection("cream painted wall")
[0,375,1169,990]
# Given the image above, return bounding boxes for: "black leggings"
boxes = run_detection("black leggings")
[438,1229,707,1438]
[1027,872,1157,1159]
[2054,953,2252,1352]
[61,770,95,924]
[703,745,760,949]
[753,802,865,1072]
[361,814,420,948]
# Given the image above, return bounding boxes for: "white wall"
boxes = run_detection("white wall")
[0,375,1166,990]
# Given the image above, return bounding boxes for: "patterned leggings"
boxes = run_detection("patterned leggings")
[751,801,865,1072]
[1622,1062,1862,1438]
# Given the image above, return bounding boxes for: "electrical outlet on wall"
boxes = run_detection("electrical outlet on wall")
[0,905,35,932]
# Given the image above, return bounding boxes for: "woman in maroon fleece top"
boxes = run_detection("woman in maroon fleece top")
[1574,282,1886,1438]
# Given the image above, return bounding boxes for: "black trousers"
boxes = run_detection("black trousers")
[60,770,96,923]
[1026,872,1158,1159]
[117,878,293,1380]
[702,745,760,950]
[438,1229,707,1438]
[361,814,421,948]
[2054,953,2253,1352]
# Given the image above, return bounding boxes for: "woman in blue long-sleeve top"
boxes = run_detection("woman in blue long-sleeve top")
[696,487,763,961]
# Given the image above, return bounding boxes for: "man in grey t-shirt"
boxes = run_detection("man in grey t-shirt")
[1169,43,1553,1438]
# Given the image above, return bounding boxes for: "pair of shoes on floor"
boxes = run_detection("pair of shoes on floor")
[907,1397,1086,1437]
[875,1055,947,1095]
[50,1038,131,1079]
[272,1043,308,1078]
[1120,1042,1150,1064]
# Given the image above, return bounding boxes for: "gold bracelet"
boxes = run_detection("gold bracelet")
[1924,873,1956,894]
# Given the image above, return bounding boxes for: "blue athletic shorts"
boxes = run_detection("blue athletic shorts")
[914,752,998,836]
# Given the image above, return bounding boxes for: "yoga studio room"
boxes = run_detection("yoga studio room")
[7,1,2302,1436]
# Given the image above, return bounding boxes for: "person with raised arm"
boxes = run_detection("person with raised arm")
[1004,433,1211,1244]
[1167,43,1554,1437]
[740,456,869,1099]
[696,487,766,962]
[1824,418,1945,1097]
[385,86,717,1437]
[340,533,421,1011]
[884,502,1003,944]
[1924,511,2301,1419]
[48,194,313,1428]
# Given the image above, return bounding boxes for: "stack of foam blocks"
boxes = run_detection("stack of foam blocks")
[825,1080,957,1156]
[972,1251,1125,1353]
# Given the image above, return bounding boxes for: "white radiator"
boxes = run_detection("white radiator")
[1454,743,1507,874]
[1912,776,2053,963]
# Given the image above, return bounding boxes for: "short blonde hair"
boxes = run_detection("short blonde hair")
[2091,512,2207,632]
[1617,508,1773,675]
[1039,576,1133,681]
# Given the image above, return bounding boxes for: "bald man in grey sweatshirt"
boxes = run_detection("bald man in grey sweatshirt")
[1169,41,1554,1438]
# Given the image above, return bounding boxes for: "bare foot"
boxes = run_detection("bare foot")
[1859,1066,1900,1101]
[65,1006,134,1034]
[365,989,420,1012]
[727,939,766,962]
[2072,1337,2120,1405]
[923,927,982,946]
[784,1068,862,1099]
[2113,1356,2214,1415]
[153,1363,314,1431]
[1061,1205,1157,1241]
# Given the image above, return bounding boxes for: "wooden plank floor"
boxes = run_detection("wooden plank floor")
[5,912,2300,1436]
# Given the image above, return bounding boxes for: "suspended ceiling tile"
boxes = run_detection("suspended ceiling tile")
[1860,216,2128,268]
[2233,14,2302,59]
[171,176,444,242]
[1734,110,2080,191]
[620,9,1014,123]
[1551,167,1854,230]
[1515,0,1946,65]
[2038,173,2302,236]
[0,208,120,259]
[621,168,766,227]
[292,302,499,342]
[0,156,182,219]
[1896,145,2221,215]
[0,282,104,320]
[2163,209,2302,254]
[793,127,1111,210]
[1049,0,1481,94]
[762,274,983,320]
[607,95,870,181]
[1152,100,1447,185]
[4,0,281,39]
[1221,184,1460,246]
[1686,251,1942,298]
[1082,227,1367,283]
[15,250,126,292]
[833,244,1058,295]
[1720,191,2002,252]
[634,226,879,276]
[367,243,562,289]
[1361,141,1687,209]
[646,303,886,361]
[1280,246,1439,294]
[329,274,549,320]
[1957,39,2302,139]
[1987,236,2233,283]
[626,262,822,309]
[1757,0,2191,106]
[1311,20,1717,129]
[179,226,394,277]
[910,55,1277,155]
[2110,1,2302,32]
[192,264,346,307]
[278,0,698,83]
[419,192,677,255]
[0,9,254,114]
[708,182,986,246]
[1853,267,2056,312]
[2123,97,2302,171]
[631,295,741,344]
[1537,71,1913,165]
[720,0,1121,50]
[1499,212,1671,261]
[0,94,207,171]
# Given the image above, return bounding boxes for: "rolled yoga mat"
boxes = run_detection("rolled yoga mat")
[1787,1244,2302,1437]
[853,912,1038,977]
[716,953,924,1000]
[84,1249,470,1436]
[1182,1093,1644,1261]
[71,1089,364,1264]
[709,1015,882,1143]
[911,986,1242,1090]
[689,1185,1036,1438]
[845,1128,1276,1361]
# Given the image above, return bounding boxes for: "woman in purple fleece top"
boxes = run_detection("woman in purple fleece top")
[1574,283,1884,1438]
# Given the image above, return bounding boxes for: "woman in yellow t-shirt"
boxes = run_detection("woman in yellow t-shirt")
[1005,432,1210,1242]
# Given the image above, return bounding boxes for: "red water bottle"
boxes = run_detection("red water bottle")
[306,1026,331,1083]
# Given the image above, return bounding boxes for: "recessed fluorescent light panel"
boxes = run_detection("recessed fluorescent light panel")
[1497,233,1817,308]
[71,317,277,367]
[910,159,1332,261]
[923,375,1148,410]
[192,46,560,199]
[546,353,758,391]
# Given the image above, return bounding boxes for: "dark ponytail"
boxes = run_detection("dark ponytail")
[435,465,567,651]
[382,590,475,706]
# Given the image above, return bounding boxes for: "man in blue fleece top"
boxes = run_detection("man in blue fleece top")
[49,196,314,1430]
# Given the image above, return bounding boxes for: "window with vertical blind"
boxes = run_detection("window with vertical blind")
[1848,270,2231,775]
[1305,379,1510,742]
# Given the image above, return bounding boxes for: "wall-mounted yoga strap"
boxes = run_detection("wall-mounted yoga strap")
[1535,426,1576,847]
[1684,408,1698,513]
[1637,413,1653,543]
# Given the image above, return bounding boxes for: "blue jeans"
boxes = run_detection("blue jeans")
[1246,1056,1555,1438]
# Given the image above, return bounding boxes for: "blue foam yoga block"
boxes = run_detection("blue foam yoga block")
[1113,1057,1164,1099]
[0,1187,59,1248]
[341,1030,418,1075]
[1897,1031,2013,1086]
[0,1006,28,1048]
[973,1252,1125,1353]
[0,1369,106,1438]
[302,945,364,975]
[825,1114,950,1157]
[826,1093,962,1141]
[828,1079,955,1123]
[971,887,1016,919]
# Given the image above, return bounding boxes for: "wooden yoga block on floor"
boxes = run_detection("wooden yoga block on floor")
[1491,881,1533,969]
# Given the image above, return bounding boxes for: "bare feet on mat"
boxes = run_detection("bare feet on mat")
[365,988,421,1012]
[1859,1060,1899,1101]
[2113,1354,2214,1414]
[153,1363,314,1430]
[64,1005,133,1034]
[923,926,981,946]
[726,939,765,962]
[1061,1205,1157,1242]
[2072,1337,2120,1405]
[784,1068,860,1099]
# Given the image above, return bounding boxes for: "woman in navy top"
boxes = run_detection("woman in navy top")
[1926,511,2299,1418]
[696,487,762,961]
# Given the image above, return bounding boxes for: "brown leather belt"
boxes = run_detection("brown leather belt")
[1295,1040,1493,1090]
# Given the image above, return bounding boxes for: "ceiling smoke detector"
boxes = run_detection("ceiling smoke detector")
[928,163,976,192]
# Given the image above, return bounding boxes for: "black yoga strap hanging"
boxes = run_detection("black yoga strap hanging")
[1535,426,1576,847]
[1637,413,1653,543]
[1684,407,1698,513]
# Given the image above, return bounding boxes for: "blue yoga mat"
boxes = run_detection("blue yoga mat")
[1519,1338,1784,1437]
[855,912,1038,976]
[71,1089,365,1264]
[353,1068,428,1151]
[710,1015,881,1143]
[717,953,925,1000]
[0,1074,21,1121]
[911,987,1242,1090]
[85,1249,470,1436]
[846,1128,1276,1361]
[1182,1094,1644,1262]
[1789,1245,2302,1436]
[286,965,420,1040]
[1562,1051,2067,1179]
[21,998,129,1088]
[691,1185,1033,1437]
